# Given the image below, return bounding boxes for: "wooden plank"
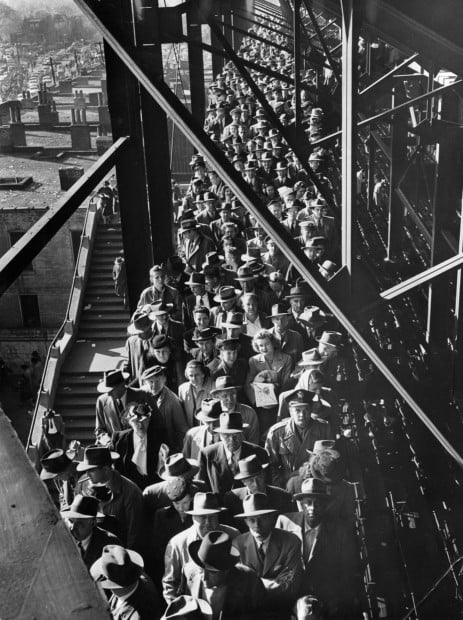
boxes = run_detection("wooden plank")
[0,408,110,620]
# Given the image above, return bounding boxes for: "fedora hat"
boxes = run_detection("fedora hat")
[216,411,248,434]
[40,449,74,480]
[140,365,166,381]
[294,477,330,501]
[285,283,310,299]
[298,348,324,367]
[211,375,241,395]
[267,302,290,319]
[90,545,144,589]
[305,236,327,249]
[162,596,213,619]
[189,531,240,571]
[316,331,342,347]
[299,220,316,230]
[166,255,184,274]
[97,368,130,393]
[76,445,120,472]
[148,302,174,319]
[235,492,278,518]
[301,306,327,327]
[202,252,224,269]
[233,454,269,481]
[185,492,226,516]
[275,161,287,171]
[213,286,240,304]
[88,482,113,503]
[180,219,199,233]
[217,338,240,350]
[60,494,104,519]
[127,311,153,336]
[192,328,217,342]
[307,439,338,457]
[285,389,314,407]
[186,272,205,287]
[196,398,222,423]
[267,270,286,283]
[160,453,199,480]
[319,260,337,279]
[203,191,217,202]
[235,266,255,282]
[241,247,262,262]
[152,334,171,349]
[245,259,266,275]
[221,311,244,329]
[194,194,204,205]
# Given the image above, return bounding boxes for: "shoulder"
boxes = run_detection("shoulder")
[178,382,189,396]
[143,480,167,496]
[267,419,289,437]
[200,443,221,458]
[168,525,193,548]
[277,512,303,528]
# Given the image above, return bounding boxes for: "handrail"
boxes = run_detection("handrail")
[26,173,114,459]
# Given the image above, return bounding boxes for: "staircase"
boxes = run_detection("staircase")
[54,221,130,443]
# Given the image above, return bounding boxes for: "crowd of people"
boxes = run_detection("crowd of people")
[36,9,370,620]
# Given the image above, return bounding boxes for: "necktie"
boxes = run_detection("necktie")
[258,542,266,562]
[77,541,84,556]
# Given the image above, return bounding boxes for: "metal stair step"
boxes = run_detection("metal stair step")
[56,384,97,397]
[79,322,128,331]
[81,311,129,321]
[78,332,128,340]
[55,395,96,407]
[82,304,128,313]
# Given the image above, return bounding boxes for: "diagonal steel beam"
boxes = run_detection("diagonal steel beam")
[302,0,341,82]
[381,253,463,301]
[311,78,463,148]
[75,0,463,469]
[0,136,129,297]
[359,52,419,97]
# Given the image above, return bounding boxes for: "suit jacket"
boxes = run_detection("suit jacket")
[155,386,189,452]
[108,573,161,620]
[111,417,168,490]
[233,529,303,603]
[177,378,215,428]
[125,335,160,383]
[183,234,216,274]
[152,319,184,347]
[183,563,268,619]
[182,424,218,462]
[276,512,359,615]
[198,441,269,499]
[223,484,295,528]
[270,327,304,366]
[182,291,217,328]
[95,392,126,438]
[82,526,121,569]
[137,285,181,320]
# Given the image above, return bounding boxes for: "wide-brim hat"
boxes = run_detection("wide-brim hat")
[235,267,255,282]
[127,313,153,336]
[76,445,120,472]
[185,493,227,516]
[235,492,278,518]
[211,376,241,395]
[221,312,244,329]
[298,348,324,367]
[215,411,248,434]
[266,303,290,319]
[299,306,327,327]
[316,331,343,348]
[90,545,144,589]
[196,399,222,423]
[213,287,241,303]
[294,477,330,501]
[189,531,240,571]
[40,449,75,480]
[160,453,199,480]
[97,369,130,393]
[233,454,269,481]
[60,494,104,519]
[148,302,174,319]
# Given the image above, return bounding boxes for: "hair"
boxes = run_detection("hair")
[185,360,209,379]
[252,328,280,352]
[309,450,345,483]
[193,305,210,316]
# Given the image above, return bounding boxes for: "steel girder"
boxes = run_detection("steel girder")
[74,0,463,468]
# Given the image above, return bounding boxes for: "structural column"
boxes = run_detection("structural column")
[187,2,206,126]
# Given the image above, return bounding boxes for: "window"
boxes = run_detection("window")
[9,232,33,271]
[20,295,41,328]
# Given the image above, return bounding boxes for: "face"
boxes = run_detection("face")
[194,312,210,330]
[245,514,275,542]
[218,389,237,411]
[186,367,205,387]
[243,296,258,316]
[269,280,283,293]
[255,337,273,356]
[155,313,168,327]
[242,473,266,494]
[222,299,237,312]
[151,272,165,291]
[191,283,206,297]
[204,276,218,293]
[226,326,242,338]
[154,346,171,364]
[289,404,310,429]
[203,568,227,589]
[290,297,304,314]
[172,494,192,516]
[223,225,237,238]
[199,339,215,355]
[266,241,276,255]
[220,347,238,365]
[272,315,289,333]
[312,206,322,219]
[65,516,95,541]
[300,496,327,527]
[240,279,255,293]
[318,343,336,358]
[142,375,166,396]
[220,431,243,453]
[193,513,219,538]
[88,466,112,485]
[128,411,151,435]
[220,210,232,222]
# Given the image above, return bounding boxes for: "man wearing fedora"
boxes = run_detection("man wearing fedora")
[182,399,221,462]
[233,493,303,610]
[265,390,333,488]
[143,453,206,515]
[189,328,221,374]
[40,448,78,510]
[261,237,290,275]
[91,544,162,619]
[285,283,316,346]
[61,494,121,569]
[110,402,168,490]
[234,266,271,316]
[125,308,158,383]
[182,531,267,619]
[75,445,145,553]
[182,273,217,328]
[210,376,259,445]
[180,219,216,275]
[210,287,243,330]
[219,311,254,359]
[140,365,188,452]
[95,368,131,444]
[212,338,249,397]
[223,454,294,528]
[198,411,269,499]
[196,192,219,226]
[276,478,359,618]
[137,264,181,320]
[149,302,184,345]
[267,271,290,307]
[162,493,239,604]
[268,303,305,363]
